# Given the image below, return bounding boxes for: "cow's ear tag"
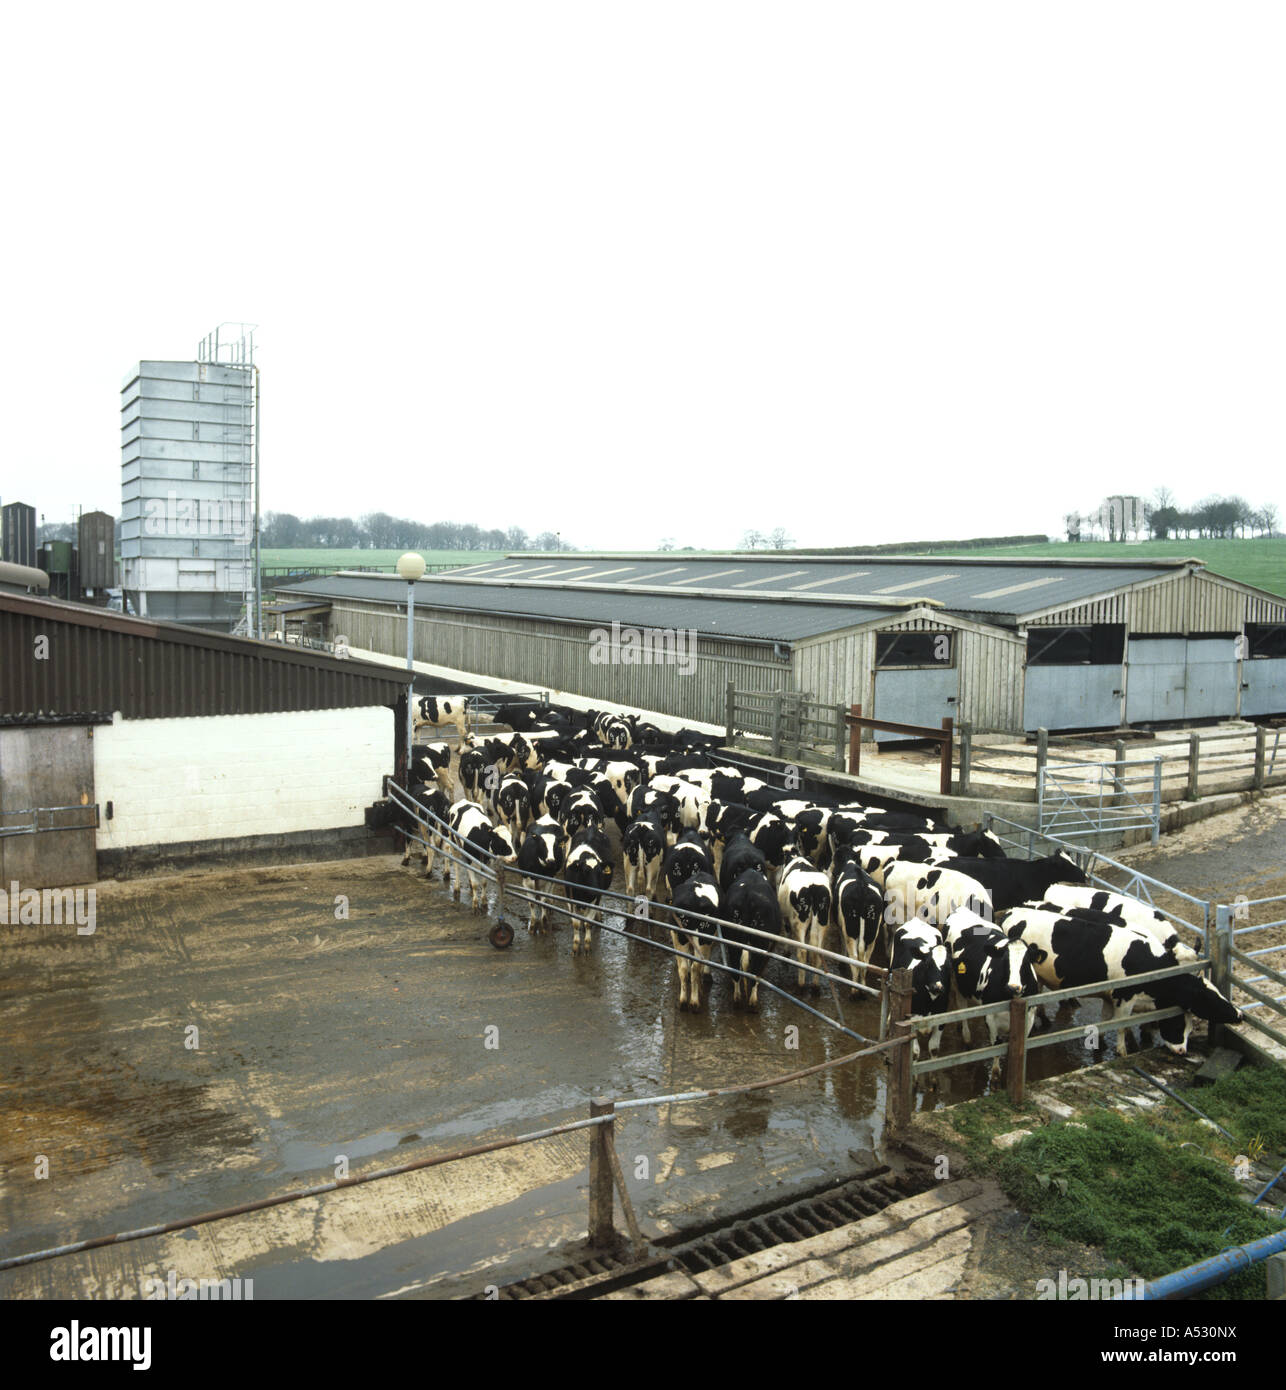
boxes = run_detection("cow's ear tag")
[957,962,967,974]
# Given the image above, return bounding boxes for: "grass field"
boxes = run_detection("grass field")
[917,538,1286,595]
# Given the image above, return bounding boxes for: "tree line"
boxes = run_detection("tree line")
[261,512,563,552]
[1067,490,1279,542]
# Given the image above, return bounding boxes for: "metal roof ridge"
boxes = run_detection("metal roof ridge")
[497,551,1198,569]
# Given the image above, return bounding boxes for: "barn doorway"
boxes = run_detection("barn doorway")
[0,725,98,888]
[872,630,958,743]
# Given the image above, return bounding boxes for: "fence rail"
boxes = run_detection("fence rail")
[724,682,848,770]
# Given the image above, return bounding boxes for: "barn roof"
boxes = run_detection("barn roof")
[0,591,411,722]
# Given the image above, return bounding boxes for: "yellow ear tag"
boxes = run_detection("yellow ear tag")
[957,962,966,973]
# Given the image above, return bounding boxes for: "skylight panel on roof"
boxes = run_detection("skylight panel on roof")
[971,576,1067,600]
[872,573,961,594]
[793,571,870,590]
[618,566,686,584]
[734,570,809,587]
[531,564,595,579]
[570,566,636,582]
[671,568,743,585]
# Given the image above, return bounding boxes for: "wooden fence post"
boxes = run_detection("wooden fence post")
[1187,731,1201,802]
[939,717,954,798]
[588,1097,617,1249]
[849,703,862,777]
[725,680,736,746]
[1113,738,1127,807]
[1254,726,1267,790]
[886,968,914,1132]
[771,691,783,757]
[1036,727,1048,787]
[1210,905,1233,1049]
[958,723,972,796]
[1007,998,1028,1105]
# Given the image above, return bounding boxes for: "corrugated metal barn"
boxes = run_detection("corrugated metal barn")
[0,592,411,885]
[274,553,1286,738]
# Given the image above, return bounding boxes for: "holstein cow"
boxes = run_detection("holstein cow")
[662,831,716,903]
[724,869,780,1011]
[889,921,953,1058]
[563,826,615,956]
[746,812,798,877]
[935,853,1088,912]
[1002,906,1241,1055]
[517,817,567,933]
[446,802,517,913]
[400,783,450,877]
[667,871,722,1011]
[717,832,769,895]
[410,741,453,799]
[832,845,886,995]
[1038,885,1200,962]
[944,907,1044,1079]
[492,772,533,840]
[648,775,709,832]
[777,855,832,992]
[622,809,670,900]
[414,694,471,744]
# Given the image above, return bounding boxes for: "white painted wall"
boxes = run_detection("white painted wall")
[94,706,392,849]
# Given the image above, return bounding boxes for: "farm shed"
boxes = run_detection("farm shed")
[272,553,1286,740]
[0,592,412,886]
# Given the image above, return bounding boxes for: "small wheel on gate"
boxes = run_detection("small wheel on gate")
[489,920,515,950]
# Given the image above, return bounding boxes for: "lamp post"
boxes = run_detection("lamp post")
[397,551,426,778]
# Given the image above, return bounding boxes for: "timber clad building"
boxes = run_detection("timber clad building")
[275,553,1286,737]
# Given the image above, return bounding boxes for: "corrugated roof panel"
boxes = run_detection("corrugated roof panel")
[277,574,894,643]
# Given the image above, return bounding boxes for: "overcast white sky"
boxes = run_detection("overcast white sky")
[3,2,1282,551]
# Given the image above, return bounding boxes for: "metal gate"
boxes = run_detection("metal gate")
[0,726,99,887]
[1038,756,1162,847]
[873,668,958,744]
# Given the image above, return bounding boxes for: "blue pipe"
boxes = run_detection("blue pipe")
[1127,1226,1286,1300]
[1250,1159,1286,1209]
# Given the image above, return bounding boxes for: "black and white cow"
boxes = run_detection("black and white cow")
[777,854,832,992]
[410,741,453,799]
[447,801,518,912]
[667,871,722,1011]
[1002,906,1242,1055]
[400,783,450,877]
[648,775,708,832]
[492,772,533,839]
[724,869,780,1011]
[662,831,716,902]
[746,812,799,875]
[1038,885,1200,962]
[626,785,682,837]
[623,810,670,900]
[560,785,606,838]
[517,816,567,932]
[718,832,769,895]
[563,826,615,956]
[414,694,471,744]
[889,921,953,1058]
[935,853,1088,912]
[944,907,1043,1078]
[832,845,885,994]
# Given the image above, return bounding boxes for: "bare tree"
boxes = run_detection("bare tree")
[768,526,794,550]
[742,529,766,550]
[1262,502,1280,538]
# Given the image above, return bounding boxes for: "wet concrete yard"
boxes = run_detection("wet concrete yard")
[0,818,1226,1300]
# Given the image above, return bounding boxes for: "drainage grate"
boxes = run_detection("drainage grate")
[478,1165,923,1300]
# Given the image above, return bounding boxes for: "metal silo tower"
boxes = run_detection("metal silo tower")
[119,323,260,633]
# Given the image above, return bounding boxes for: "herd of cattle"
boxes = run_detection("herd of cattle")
[404,694,1242,1062]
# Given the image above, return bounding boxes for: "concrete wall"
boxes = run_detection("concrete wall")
[94,706,391,850]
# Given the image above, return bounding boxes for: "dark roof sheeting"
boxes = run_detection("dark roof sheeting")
[0,592,410,722]
[438,555,1193,618]
[276,574,890,643]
